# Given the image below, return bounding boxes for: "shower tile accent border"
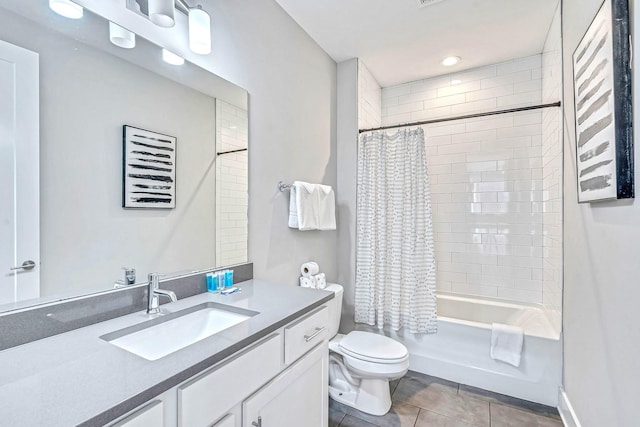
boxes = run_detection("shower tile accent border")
[0,263,253,351]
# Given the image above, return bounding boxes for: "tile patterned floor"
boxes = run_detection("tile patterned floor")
[329,371,563,427]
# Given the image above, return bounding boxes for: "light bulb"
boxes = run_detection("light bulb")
[442,56,461,67]
[189,6,212,55]
[162,49,184,66]
[49,0,83,19]
[149,0,175,28]
[109,22,136,49]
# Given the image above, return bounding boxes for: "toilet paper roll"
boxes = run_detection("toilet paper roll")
[314,273,327,290]
[300,262,320,277]
[299,276,316,288]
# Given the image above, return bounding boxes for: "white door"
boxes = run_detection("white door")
[0,40,39,305]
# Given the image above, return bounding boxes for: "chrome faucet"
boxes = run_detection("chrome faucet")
[114,267,136,288]
[147,272,177,314]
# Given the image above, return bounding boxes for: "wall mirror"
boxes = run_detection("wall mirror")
[0,0,248,312]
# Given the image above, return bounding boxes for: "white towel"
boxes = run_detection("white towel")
[288,184,299,229]
[490,323,524,367]
[288,181,336,231]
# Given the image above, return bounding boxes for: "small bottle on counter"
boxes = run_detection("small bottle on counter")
[224,269,234,287]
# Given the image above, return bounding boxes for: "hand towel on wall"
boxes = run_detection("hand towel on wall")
[288,181,336,231]
[490,323,524,367]
[288,184,299,228]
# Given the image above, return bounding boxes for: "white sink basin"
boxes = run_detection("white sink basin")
[101,303,259,361]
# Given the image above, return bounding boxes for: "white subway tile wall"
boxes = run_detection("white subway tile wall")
[382,55,543,127]
[215,100,248,267]
[380,55,549,304]
[541,5,563,320]
[358,61,382,129]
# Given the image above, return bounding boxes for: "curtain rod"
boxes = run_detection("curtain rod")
[358,101,562,134]
[216,148,248,156]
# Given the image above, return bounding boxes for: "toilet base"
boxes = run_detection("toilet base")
[328,376,392,416]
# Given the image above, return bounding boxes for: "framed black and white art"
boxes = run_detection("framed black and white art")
[122,125,176,209]
[572,0,633,203]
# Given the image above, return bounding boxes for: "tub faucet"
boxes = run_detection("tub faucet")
[147,272,178,315]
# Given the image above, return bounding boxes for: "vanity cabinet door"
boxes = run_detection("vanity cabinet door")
[243,342,328,427]
[178,334,282,427]
[109,400,163,427]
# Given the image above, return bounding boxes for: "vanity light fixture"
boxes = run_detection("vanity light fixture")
[149,0,176,28]
[109,22,136,49]
[442,56,461,67]
[162,48,185,65]
[49,0,83,19]
[188,5,212,55]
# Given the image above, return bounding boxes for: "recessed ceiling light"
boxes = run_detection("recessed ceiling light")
[451,79,462,85]
[162,49,184,66]
[49,0,83,19]
[442,56,461,67]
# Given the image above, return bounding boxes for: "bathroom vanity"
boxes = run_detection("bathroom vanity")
[0,280,333,426]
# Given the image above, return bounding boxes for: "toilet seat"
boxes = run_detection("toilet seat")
[339,331,409,364]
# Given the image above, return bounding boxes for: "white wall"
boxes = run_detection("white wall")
[541,3,563,326]
[0,10,218,296]
[336,59,382,331]
[562,0,640,425]
[380,57,548,304]
[206,0,338,284]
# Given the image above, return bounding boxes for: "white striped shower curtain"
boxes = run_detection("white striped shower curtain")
[355,128,437,334]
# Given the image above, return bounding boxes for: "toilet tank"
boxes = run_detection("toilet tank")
[324,283,343,338]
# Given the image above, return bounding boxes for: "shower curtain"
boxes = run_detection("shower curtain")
[355,128,437,334]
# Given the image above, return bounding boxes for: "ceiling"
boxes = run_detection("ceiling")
[274,0,560,87]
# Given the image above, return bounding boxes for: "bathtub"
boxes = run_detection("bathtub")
[386,293,562,406]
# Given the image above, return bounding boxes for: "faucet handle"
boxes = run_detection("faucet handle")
[147,272,165,287]
[122,267,136,284]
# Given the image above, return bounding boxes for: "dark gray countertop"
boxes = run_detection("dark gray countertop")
[0,280,333,427]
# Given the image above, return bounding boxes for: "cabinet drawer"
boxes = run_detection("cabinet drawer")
[284,307,328,365]
[178,333,282,427]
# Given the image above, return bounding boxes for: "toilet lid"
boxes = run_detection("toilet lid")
[339,331,408,363]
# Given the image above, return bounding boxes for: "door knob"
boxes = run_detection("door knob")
[10,260,36,271]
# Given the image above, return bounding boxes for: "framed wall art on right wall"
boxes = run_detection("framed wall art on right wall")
[572,0,633,203]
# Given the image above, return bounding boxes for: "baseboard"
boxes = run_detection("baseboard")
[558,387,581,427]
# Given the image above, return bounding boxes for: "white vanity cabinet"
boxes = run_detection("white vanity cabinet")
[243,341,328,427]
[106,305,330,427]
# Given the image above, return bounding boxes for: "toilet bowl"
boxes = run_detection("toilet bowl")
[323,284,409,416]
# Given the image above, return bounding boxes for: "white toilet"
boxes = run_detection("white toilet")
[324,284,409,416]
